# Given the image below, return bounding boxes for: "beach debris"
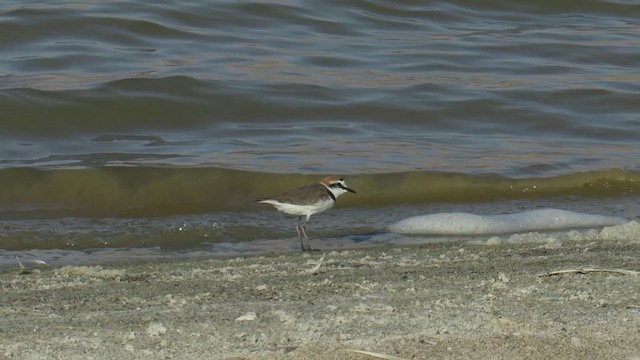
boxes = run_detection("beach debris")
[538,267,639,277]
[354,283,371,291]
[56,265,126,280]
[16,256,50,275]
[271,309,296,324]
[571,336,583,348]
[235,312,257,322]
[16,257,27,275]
[146,322,167,337]
[304,253,326,275]
[346,349,410,360]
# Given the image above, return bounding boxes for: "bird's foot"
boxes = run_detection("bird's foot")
[300,241,313,252]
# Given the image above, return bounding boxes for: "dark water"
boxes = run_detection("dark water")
[1,1,640,268]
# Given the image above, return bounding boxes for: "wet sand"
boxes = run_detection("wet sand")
[1,239,639,360]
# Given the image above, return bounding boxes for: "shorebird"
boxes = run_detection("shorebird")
[256,176,356,251]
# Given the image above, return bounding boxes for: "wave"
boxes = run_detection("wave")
[0,167,638,218]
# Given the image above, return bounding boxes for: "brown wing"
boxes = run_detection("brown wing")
[264,182,333,205]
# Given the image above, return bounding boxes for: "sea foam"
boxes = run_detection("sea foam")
[388,208,627,235]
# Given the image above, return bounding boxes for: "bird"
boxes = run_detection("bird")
[256,176,356,251]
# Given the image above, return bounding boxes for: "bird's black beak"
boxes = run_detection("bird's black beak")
[345,186,356,193]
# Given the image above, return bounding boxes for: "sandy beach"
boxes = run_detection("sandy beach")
[1,238,639,360]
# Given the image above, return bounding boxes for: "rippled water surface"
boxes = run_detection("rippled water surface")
[1,0,639,267]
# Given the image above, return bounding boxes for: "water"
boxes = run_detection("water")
[1,0,640,268]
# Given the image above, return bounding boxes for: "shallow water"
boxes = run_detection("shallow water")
[1,0,640,268]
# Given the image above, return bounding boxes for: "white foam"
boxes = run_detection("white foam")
[388,208,628,235]
[479,221,640,246]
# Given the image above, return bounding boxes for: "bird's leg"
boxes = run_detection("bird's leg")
[296,216,305,251]
[298,216,312,251]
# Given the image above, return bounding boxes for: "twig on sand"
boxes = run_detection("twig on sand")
[16,257,50,275]
[345,349,410,360]
[304,253,326,275]
[16,257,28,275]
[538,267,639,277]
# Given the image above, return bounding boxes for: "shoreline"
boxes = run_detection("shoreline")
[1,239,639,359]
